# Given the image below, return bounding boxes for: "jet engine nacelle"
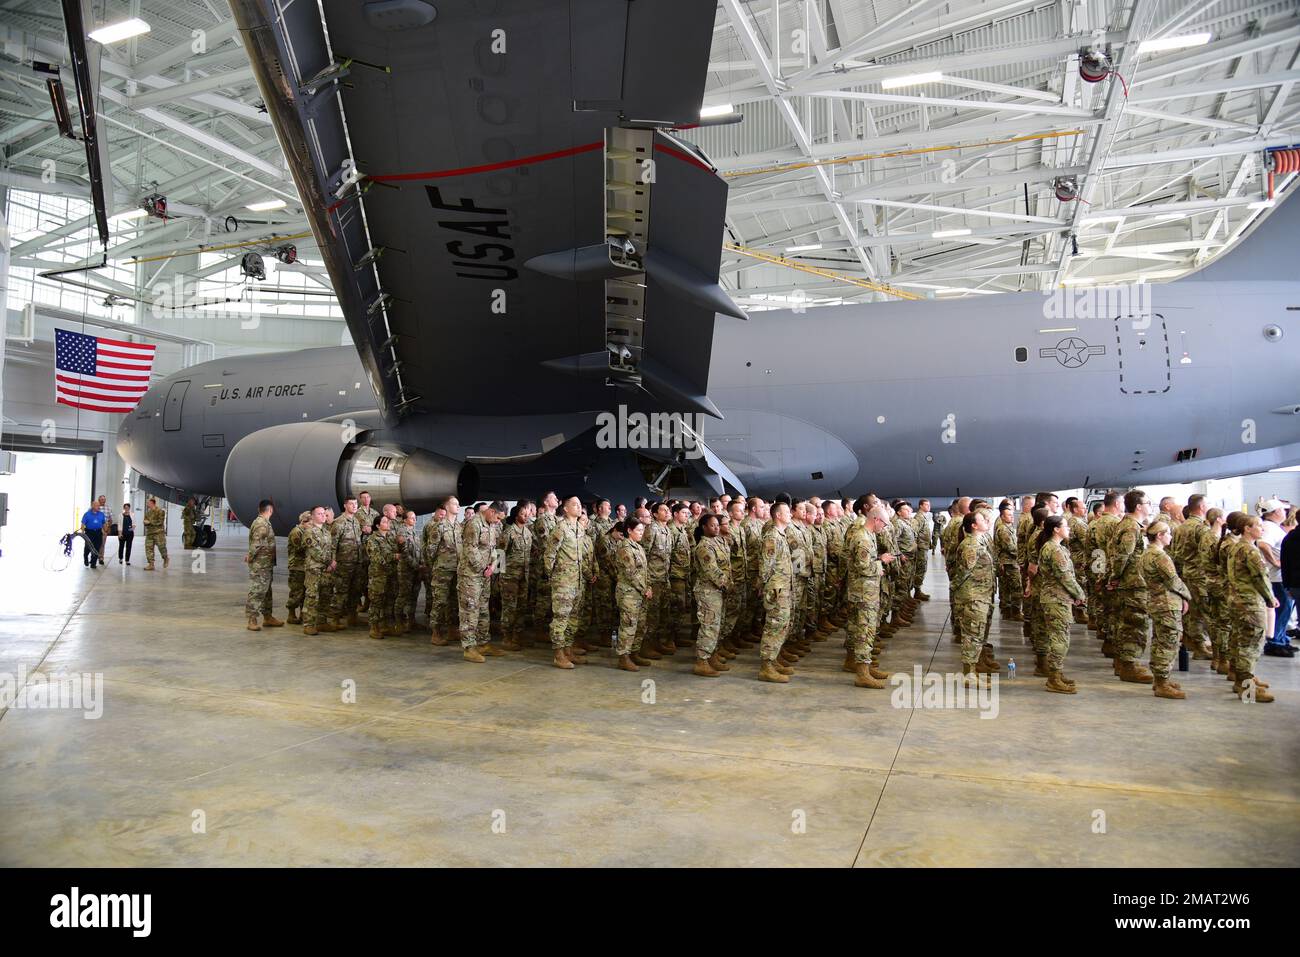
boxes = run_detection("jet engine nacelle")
[223,422,478,534]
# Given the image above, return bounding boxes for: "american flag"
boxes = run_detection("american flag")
[55,328,156,413]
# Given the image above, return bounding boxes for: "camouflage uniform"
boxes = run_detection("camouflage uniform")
[787,521,811,638]
[245,513,276,621]
[545,517,588,649]
[181,502,198,550]
[286,512,310,618]
[821,515,846,626]
[742,515,766,636]
[302,523,334,629]
[643,520,673,648]
[530,510,558,628]
[615,538,649,656]
[355,504,379,606]
[722,522,748,642]
[1037,539,1086,671]
[1139,545,1192,678]
[669,522,694,644]
[877,521,898,633]
[394,522,422,626]
[426,517,461,635]
[1227,538,1272,677]
[1171,515,1208,651]
[758,524,794,661]
[806,521,826,637]
[458,512,500,647]
[142,504,167,567]
[1197,523,1230,659]
[499,521,532,642]
[330,511,364,621]
[993,520,1021,617]
[843,518,882,663]
[1067,514,1091,622]
[1107,513,1150,663]
[1015,512,1037,638]
[365,526,398,634]
[911,511,932,596]
[589,516,616,643]
[1087,513,1121,646]
[692,533,731,657]
[953,531,995,666]
[891,515,916,617]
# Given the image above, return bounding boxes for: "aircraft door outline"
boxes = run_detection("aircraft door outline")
[164,379,190,431]
[1114,314,1171,395]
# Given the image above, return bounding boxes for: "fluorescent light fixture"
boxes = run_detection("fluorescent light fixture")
[700,103,734,118]
[1248,199,1274,210]
[786,244,822,253]
[245,199,287,212]
[881,71,943,90]
[1138,32,1211,54]
[1062,277,1097,286]
[1038,327,1079,334]
[109,208,148,222]
[931,228,971,239]
[88,18,150,44]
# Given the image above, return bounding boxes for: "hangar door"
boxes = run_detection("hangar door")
[1113,315,1170,395]
[163,379,189,431]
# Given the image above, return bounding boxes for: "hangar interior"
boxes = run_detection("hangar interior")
[0,0,1298,866]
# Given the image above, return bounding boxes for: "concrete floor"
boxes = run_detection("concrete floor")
[1,537,1297,867]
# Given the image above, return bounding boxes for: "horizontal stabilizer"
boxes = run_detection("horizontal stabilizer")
[643,247,747,320]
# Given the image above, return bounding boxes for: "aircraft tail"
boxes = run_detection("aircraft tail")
[1182,184,1300,282]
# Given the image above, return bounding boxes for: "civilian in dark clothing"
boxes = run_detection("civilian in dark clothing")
[81,502,107,568]
[118,504,135,565]
[1282,514,1300,642]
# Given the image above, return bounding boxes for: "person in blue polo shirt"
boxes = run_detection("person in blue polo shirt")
[81,500,107,569]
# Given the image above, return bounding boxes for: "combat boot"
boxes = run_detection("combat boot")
[479,643,507,657]
[758,659,790,683]
[399,616,412,635]
[463,646,485,663]
[977,645,1001,673]
[552,649,575,669]
[854,662,886,689]
[1153,676,1185,700]
[430,627,451,646]
[708,651,730,672]
[962,661,979,686]
[303,624,319,636]
[1214,656,1231,675]
[1087,617,1097,631]
[618,654,639,672]
[246,617,261,632]
[869,661,891,680]
[383,621,402,637]
[632,650,654,667]
[915,588,931,601]
[1100,638,1115,658]
[842,651,857,673]
[263,615,285,628]
[778,649,799,666]
[1189,638,1212,660]
[163,558,170,569]
[1045,670,1076,694]
[1117,660,1154,684]
[500,637,522,652]
[817,616,835,635]
[318,621,338,633]
[286,610,301,625]
[566,646,587,665]
[1033,653,1050,677]
[369,622,384,640]
[659,639,678,655]
[639,643,662,660]
[1235,674,1274,702]
[693,657,719,677]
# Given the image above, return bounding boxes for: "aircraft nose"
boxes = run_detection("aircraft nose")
[116,382,160,472]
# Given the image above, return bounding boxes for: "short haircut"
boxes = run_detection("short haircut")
[1064,496,1080,510]
[1103,490,1121,507]
[258,499,273,512]
[1123,489,1146,513]
[1188,493,1205,512]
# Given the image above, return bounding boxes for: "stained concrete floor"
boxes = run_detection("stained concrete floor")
[1,537,1297,867]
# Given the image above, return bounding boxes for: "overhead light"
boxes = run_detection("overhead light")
[786,244,822,253]
[109,208,147,222]
[1248,199,1274,210]
[245,199,287,212]
[1179,352,1192,365]
[1038,327,1079,334]
[1062,277,1097,285]
[881,71,943,90]
[1138,33,1211,54]
[700,103,734,118]
[88,18,151,44]
[931,228,971,239]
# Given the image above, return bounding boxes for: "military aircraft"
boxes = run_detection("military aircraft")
[115,0,1300,533]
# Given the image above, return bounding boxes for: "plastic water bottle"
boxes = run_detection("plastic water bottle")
[1006,657,1016,679]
